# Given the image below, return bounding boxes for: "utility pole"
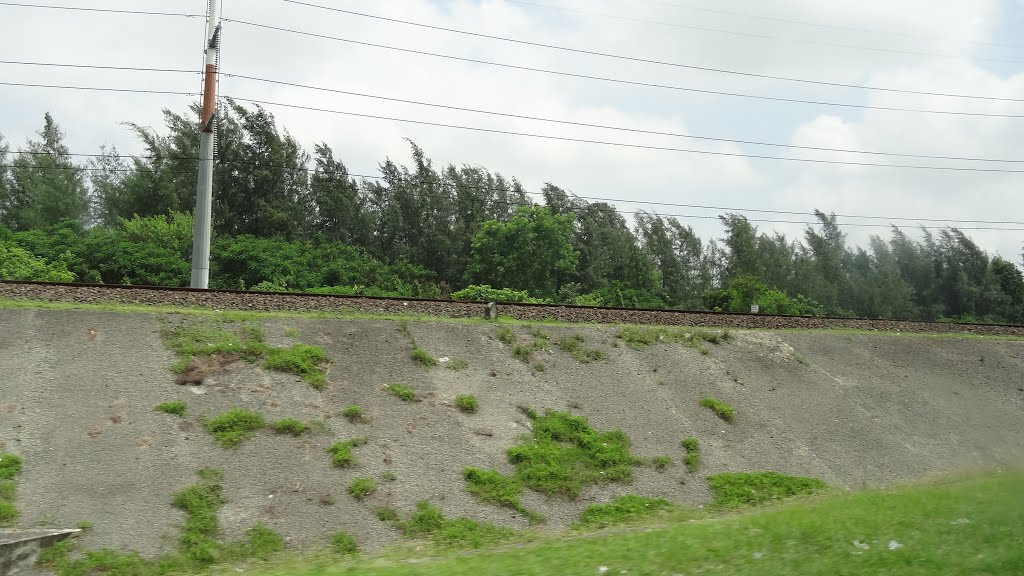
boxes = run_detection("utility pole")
[190,0,222,289]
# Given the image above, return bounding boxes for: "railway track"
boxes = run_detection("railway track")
[2,280,1023,336]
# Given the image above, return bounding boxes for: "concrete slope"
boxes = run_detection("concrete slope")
[1,309,1022,558]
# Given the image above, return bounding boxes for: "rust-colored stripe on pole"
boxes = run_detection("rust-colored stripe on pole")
[201,63,217,131]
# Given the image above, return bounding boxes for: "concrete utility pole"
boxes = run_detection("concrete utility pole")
[190,0,222,289]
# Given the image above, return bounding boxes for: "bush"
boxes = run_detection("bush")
[204,409,265,448]
[398,501,517,549]
[462,467,539,522]
[651,456,673,471]
[271,418,307,436]
[455,395,478,413]
[0,453,24,480]
[410,347,438,367]
[347,478,377,500]
[330,530,359,555]
[375,507,399,522]
[452,284,547,304]
[682,437,700,472]
[386,383,416,402]
[263,344,330,389]
[327,437,367,467]
[154,401,187,417]
[0,240,75,282]
[341,405,365,422]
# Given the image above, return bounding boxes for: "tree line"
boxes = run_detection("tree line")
[1,100,1022,323]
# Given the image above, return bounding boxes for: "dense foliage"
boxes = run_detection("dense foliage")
[1,105,1022,322]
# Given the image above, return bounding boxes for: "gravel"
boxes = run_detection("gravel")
[2,281,1023,336]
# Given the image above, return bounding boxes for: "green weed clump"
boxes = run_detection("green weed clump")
[512,344,533,362]
[328,437,368,467]
[263,344,330,389]
[707,471,827,508]
[700,398,735,422]
[455,395,479,413]
[446,358,469,370]
[348,478,378,500]
[410,347,439,368]
[617,326,732,352]
[575,495,675,530]
[496,326,516,345]
[463,467,542,523]
[556,334,607,363]
[375,506,400,522]
[341,405,365,422]
[651,456,673,471]
[271,418,307,436]
[398,501,517,549]
[330,531,359,555]
[204,408,265,448]
[172,473,228,564]
[154,401,187,417]
[682,437,700,472]
[530,328,551,351]
[0,453,23,480]
[506,410,640,499]
[386,383,417,402]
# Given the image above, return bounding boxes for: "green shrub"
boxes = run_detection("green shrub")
[575,495,675,529]
[651,456,673,471]
[154,401,187,417]
[452,285,546,304]
[682,437,700,472]
[330,530,359,555]
[347,478,377,500]
[375,506,399,522]
[386,383,417,402]
[264,344,330,389]
[506,410,640,499]
[446,358,469,370]
[0,500,17,526]
[271,418,307,436]
[557,334,607,363]
[235,523,285,560]
[617,326,731,351]
[204,409,265,448]
[707,471,827,508]
[700,398,735,422]
[512,344,532,362]
[410,347,438,368]
[0,453,23,480]
[327,437,367,467]
[398,501,516,549]
[0,240,75,282]
[496,326,516,345]
[0,480,14,502]
[455,395,478,413]
[462,467,540,522]
[341,405,365,421]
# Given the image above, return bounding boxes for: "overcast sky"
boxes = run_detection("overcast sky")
[1,0,1023,263]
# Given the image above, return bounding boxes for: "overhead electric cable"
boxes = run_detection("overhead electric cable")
[0,1,200,17]
[0,81,197,96]
[0,60,198,74]
[497,0,1024,63]
[222,19,1024,118]
[281,0,1024,102]
[222,74,1024,164]
[223,95,1024,172]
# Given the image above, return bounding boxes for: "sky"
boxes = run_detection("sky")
[1,0,1023,264]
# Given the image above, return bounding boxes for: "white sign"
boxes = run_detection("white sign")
[750,304,760,314]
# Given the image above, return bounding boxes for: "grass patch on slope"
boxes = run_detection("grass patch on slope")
[707,471,827,508]
[504,410,641,499]
[556,334,607,363]
[0,452,22,526]
[462,467,543,523]
[161,320,330,388]
[574,495,676,530]
[154,401,187,417]
[241,471,1024,576]
[396,501,519,549]
[617,326,732,353]
[39,469,286,576]
[204,408,265,448]
[328,437,368,467]
[700,397,735,422]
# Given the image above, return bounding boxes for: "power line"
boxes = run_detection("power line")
[0,1,201,17]
[631,0,1021,49]
[224,94,1024,173]
[0,81,197,97]
[282,1,1024,102]
[500,0,1024,63]
[0,60,198,74]
[643,0,1022,49]
[223,18,1024,118]
[223,73,1024,164]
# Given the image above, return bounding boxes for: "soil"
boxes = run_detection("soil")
[1,308,1022,561]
